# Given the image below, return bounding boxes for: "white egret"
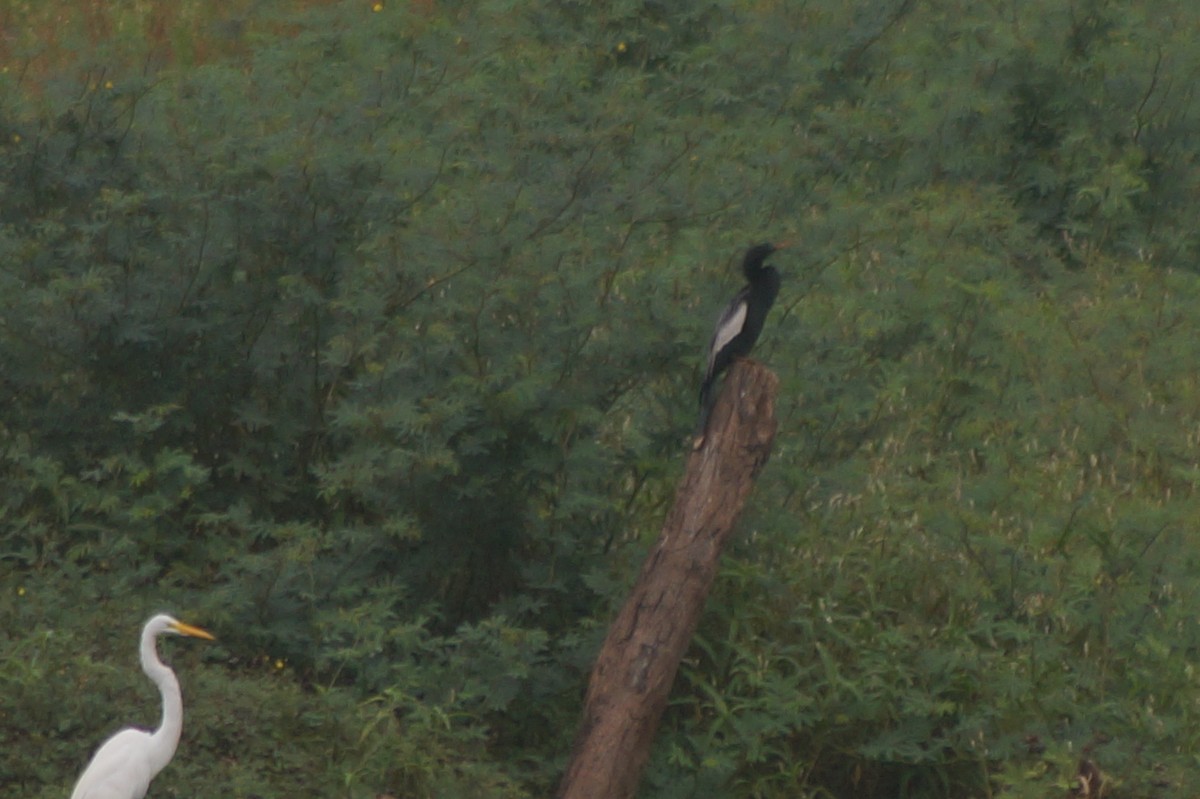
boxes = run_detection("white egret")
[69,614,214,799]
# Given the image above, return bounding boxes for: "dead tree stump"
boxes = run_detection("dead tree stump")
[557,360,779,799]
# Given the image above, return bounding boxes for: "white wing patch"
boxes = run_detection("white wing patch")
[708,300,747,372]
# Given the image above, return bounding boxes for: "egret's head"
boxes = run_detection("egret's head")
[146,614,215,640]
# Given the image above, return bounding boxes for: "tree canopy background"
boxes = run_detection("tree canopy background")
[5,1,1200,797]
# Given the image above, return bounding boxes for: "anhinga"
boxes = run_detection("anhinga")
[698,242,784,430]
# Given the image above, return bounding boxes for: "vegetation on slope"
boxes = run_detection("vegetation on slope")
[5,1,1200,796]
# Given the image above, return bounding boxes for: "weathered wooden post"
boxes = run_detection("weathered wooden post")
[558,360,779,799]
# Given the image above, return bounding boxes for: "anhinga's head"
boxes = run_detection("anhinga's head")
[742,241,783,278]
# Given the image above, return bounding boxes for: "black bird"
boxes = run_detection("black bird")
[698,242,784,426]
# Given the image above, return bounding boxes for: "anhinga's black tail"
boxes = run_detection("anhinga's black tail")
[695,377,717,436]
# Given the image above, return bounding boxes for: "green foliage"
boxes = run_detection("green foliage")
[6,0,1200,797]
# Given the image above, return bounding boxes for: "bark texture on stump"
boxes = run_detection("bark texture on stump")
[557,360,779,799]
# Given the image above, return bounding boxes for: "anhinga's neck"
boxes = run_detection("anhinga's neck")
[741,243,776,281]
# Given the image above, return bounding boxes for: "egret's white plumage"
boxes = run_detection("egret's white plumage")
[70,614,214,799]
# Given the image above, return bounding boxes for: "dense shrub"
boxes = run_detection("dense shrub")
[5,1,1200,796]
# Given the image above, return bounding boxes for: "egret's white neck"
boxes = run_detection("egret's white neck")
[140,625,184,777]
